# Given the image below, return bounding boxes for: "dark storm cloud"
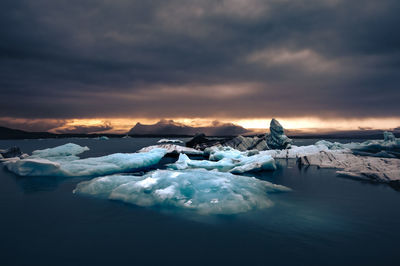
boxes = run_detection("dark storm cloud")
[0,0,399,119]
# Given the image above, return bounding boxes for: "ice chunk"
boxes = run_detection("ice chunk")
[168,153,276,173]
[138,144,203,155]
[260,143,333,159]
[3,144,167,177]
[157,139,183,144]
[229,154,276,174]
[74,169,291,215]
[169,154,236,171]
[206,146,244,161]
[384,131,396,142]
[30,143,90,161]
[298,150,400,184]
[316,132,400,155]
[266,118,292,149]
[4,157,61,176]
[95,136,109,140]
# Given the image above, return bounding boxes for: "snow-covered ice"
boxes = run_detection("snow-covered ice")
[298,150,400,183]
[138,144,203,155]
[168,153,276,173]
[30,143,89,161]
[73,169,291,215]
[3,143,167,177]
[157,139,184,144]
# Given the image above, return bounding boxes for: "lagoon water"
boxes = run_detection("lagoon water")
[0,138,399,266]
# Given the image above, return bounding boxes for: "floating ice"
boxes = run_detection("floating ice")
[138,144,203,155]
[3,143,167,177]
[206,146,245,161]
[316,134,400,153]
[169,154,236,171]
[229,153,277,174]
[73,169,291,215]
[157,139,183,144]
[95,136,109,140]
[30,143,90,161]
[259,143,333,159]
[168,153,276,173]
[298,150,400,183]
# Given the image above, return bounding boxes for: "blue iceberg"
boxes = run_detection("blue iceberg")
[73,169,290,215]
[3,143,167,177]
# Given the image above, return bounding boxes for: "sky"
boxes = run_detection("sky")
[1,0,399,133]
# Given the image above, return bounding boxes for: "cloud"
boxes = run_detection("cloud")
[0,0,399,121]
[53,123,113,134]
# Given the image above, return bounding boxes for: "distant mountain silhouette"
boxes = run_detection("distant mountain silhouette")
[0,126,55,139]
[0,126,119,139]
[128,119,250,136]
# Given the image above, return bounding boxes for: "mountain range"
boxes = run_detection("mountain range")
[128,120,250,136]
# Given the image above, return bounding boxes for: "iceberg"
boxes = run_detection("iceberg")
[30,143,90,161]
[138,144,203,156]
[298,150,400,184]
[0,146,29,162]
[168,153,276,173]
[157,139,184,144]
[229,154,277,174]
[95,136,109,140]
[315,132,400,157]
[260,143,333,159]
[3,143,167,177]
[169,154,236,171]
[206,146,245,161]
[73,169,291,215]
[266,118,292,149]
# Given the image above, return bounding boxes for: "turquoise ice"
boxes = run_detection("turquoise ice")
[3,143,167,177]
[74,169,291,215]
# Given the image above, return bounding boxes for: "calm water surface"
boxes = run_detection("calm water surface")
[0,138,399,266]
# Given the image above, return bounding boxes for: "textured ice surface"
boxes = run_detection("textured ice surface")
[169,154,236,171]
[74,169,290,215]
[3,143,167,177]
[298,150,400,183]
[168,153,276,173]
[157,139,183,144]
[316,135,400,153]
[207,146,245,161]
[138,144,203,155]
[30,143,90,161]
[260,144,333,159]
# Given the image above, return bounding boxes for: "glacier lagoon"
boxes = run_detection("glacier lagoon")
[0,137,399,266]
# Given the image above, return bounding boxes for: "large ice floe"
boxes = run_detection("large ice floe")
[73,169,290,215]
[3,143,167,177]
[298,151,400,184]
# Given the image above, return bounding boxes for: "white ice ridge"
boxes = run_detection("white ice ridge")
[168,153,276,174]
[138,144,203,155]
[204,144,334,161]
[73,169,291,215]
[30,143,90,161]
[3,143,167,177]
[157,139,184,144]
[260,143,334,159]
